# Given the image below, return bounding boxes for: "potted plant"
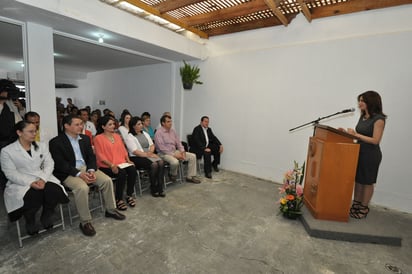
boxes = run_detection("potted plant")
[179,61,203,90]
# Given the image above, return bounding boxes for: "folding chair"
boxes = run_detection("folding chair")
[136,168,150,196]
[195,157,203,176]
[11,204,65,248]
[1,167,65,247]
[163,160,185,189]
[65,184,104,226]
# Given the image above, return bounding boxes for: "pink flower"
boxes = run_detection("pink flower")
[296,185,303,196]
[284,170,294,180]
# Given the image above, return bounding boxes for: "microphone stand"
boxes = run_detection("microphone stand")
[289,110,346,136]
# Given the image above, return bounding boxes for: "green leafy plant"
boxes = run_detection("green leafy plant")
[278,161,305,219]
[179,61,203,89]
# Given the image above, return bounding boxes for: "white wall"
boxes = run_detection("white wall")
[182,7,412,213]
[25,22,57,142]
[61,63,177,131]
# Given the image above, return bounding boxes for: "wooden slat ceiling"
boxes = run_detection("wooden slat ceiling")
[101,0,412,38]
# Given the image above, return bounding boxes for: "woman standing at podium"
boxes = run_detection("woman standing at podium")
[346,91,386,219]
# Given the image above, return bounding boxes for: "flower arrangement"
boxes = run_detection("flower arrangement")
[278,161,305,219]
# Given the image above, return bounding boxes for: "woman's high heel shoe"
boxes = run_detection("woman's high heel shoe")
[349,200,361,216]
[350,204,369,219]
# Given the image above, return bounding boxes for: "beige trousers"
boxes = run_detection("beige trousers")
[160,151,197,178]
[63,168,116,223]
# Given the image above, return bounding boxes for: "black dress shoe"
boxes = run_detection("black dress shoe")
[186,177,201,184]
[213,166,219,172]
[24,209,39,235]
[26,223,39,236]
[40,209,55,229]
[151,192,159,197]
[43,223,54,230]
[158,192,166,198]
[105,210,126,220]
[79,222,96,237]
[205,173,212,179]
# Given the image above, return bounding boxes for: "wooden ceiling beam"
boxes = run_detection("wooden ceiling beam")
[155,0,205,14]
[297,0,312,22]
[181,0,269,26]
[310,0,412,19]
[205,13,297,36]
[205,17,280,36]
[123,0,209,38]
[114,0,412,37]
[264,0,288,26]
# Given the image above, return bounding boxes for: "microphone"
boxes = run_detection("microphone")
[340,108,355,113]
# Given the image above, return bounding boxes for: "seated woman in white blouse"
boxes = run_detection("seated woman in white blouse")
[125,116,165,197]
[0,121,69,235]
[118,111,132,142]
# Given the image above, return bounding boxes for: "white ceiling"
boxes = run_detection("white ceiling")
[52,34,163,73]
[0,0,197,75]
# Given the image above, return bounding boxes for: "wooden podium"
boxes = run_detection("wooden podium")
[303,125,360,222]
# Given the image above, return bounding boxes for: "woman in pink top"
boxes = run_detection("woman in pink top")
[94,115,136,210]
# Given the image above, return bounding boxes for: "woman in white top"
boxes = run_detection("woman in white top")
[0,121,69,235]
[125,116,165,197]
[118,111,132,141]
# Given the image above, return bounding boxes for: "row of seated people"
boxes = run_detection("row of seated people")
[0,113,223,238]
[60,106,155,142]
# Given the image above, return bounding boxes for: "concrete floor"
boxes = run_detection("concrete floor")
[0,170,411,274]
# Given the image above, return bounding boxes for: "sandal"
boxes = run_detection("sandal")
[116,200,128,211]
[350,204,369,219]
[126,196,136,207]
[349,200,361,216]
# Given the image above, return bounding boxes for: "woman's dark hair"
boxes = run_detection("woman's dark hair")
[358,91,387,119]
[96,115,115,135]
[119,111,132,126]
[128,116,143,136]
[13,120,38,151]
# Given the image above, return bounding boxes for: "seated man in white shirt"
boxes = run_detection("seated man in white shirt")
[79,108,97,136]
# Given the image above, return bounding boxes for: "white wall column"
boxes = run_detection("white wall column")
[25,22,57,140]
[171,62,184,136]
